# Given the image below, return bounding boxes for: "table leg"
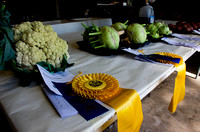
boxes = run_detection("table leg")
[195,66,200,79]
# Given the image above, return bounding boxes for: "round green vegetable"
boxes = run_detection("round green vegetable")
[126,23,147,44]
[154,22,164,29]
[159,25,172,35]
[146,23,158,33]
[111,20,129,31]
[89,26,119,50]
[150,32,160,39]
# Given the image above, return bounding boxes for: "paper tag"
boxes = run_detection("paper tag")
[161,37,200,51]
[37,64,74,95]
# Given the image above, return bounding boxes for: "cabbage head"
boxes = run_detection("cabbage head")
[159,25,172,35]
[89,26,119,50]
[111,20,129,31]
[126,23,147,44]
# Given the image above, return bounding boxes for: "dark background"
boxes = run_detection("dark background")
[3,0,200,24]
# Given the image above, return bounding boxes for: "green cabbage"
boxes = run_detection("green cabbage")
[111,20,129,31]
[89,26,119,50]
[146,23,159,33]
[154,22,164,29]
[159,25,172,35]
[126,23,147,44]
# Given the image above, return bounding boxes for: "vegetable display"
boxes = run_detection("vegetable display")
[78,22,150,55]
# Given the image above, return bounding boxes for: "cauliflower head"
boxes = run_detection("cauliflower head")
[13,21,70,70]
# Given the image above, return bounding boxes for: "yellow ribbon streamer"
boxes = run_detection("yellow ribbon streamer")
[154,52,186,113]
[101,88,143,132]
[168,58,186,113]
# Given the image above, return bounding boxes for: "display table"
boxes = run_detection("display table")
[0,19,197,132]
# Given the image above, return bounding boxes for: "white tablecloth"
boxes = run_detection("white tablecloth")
[0,19,196,132]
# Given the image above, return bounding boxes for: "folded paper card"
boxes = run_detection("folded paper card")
[193,30,200,35]
[41,84,78,118]
[161,37,200,51]
[171,33,200,41]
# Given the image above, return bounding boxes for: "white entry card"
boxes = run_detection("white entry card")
[37,64,78,118]
[37,64,74,95]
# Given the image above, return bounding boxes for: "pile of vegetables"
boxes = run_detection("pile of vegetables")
[0,4,73,86]
[146,22,172,39]
[168,21,200,33]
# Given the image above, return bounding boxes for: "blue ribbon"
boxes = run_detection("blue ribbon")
[137,54,181,64]
[52,82,109,121]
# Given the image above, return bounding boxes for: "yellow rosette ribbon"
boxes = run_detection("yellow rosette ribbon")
[70,73,143,132]
[154,52,186,113]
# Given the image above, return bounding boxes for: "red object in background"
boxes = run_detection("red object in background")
[168,21,200,33]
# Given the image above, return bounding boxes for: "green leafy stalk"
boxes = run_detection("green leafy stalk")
[90,39,100,44]
[124,20,129,25]
[92,23,100,32]
[81,23,100,43]
[93,44,106,49]
[89,32,102,36]
[81,23,88,29]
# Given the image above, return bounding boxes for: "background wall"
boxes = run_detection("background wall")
[152,0,200,22]
[6,0,57,24]
[3,0,200,24]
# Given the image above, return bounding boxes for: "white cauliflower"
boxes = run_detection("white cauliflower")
[13,21,70,70]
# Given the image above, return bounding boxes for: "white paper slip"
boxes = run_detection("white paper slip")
[161,37,200,51]
[37,64,74,95]
[122,48,141,55]
[193,30,200,35]
[41,84,78,118]
[171,33,200,41]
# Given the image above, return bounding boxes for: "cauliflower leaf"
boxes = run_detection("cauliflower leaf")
[0,4,15,70]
